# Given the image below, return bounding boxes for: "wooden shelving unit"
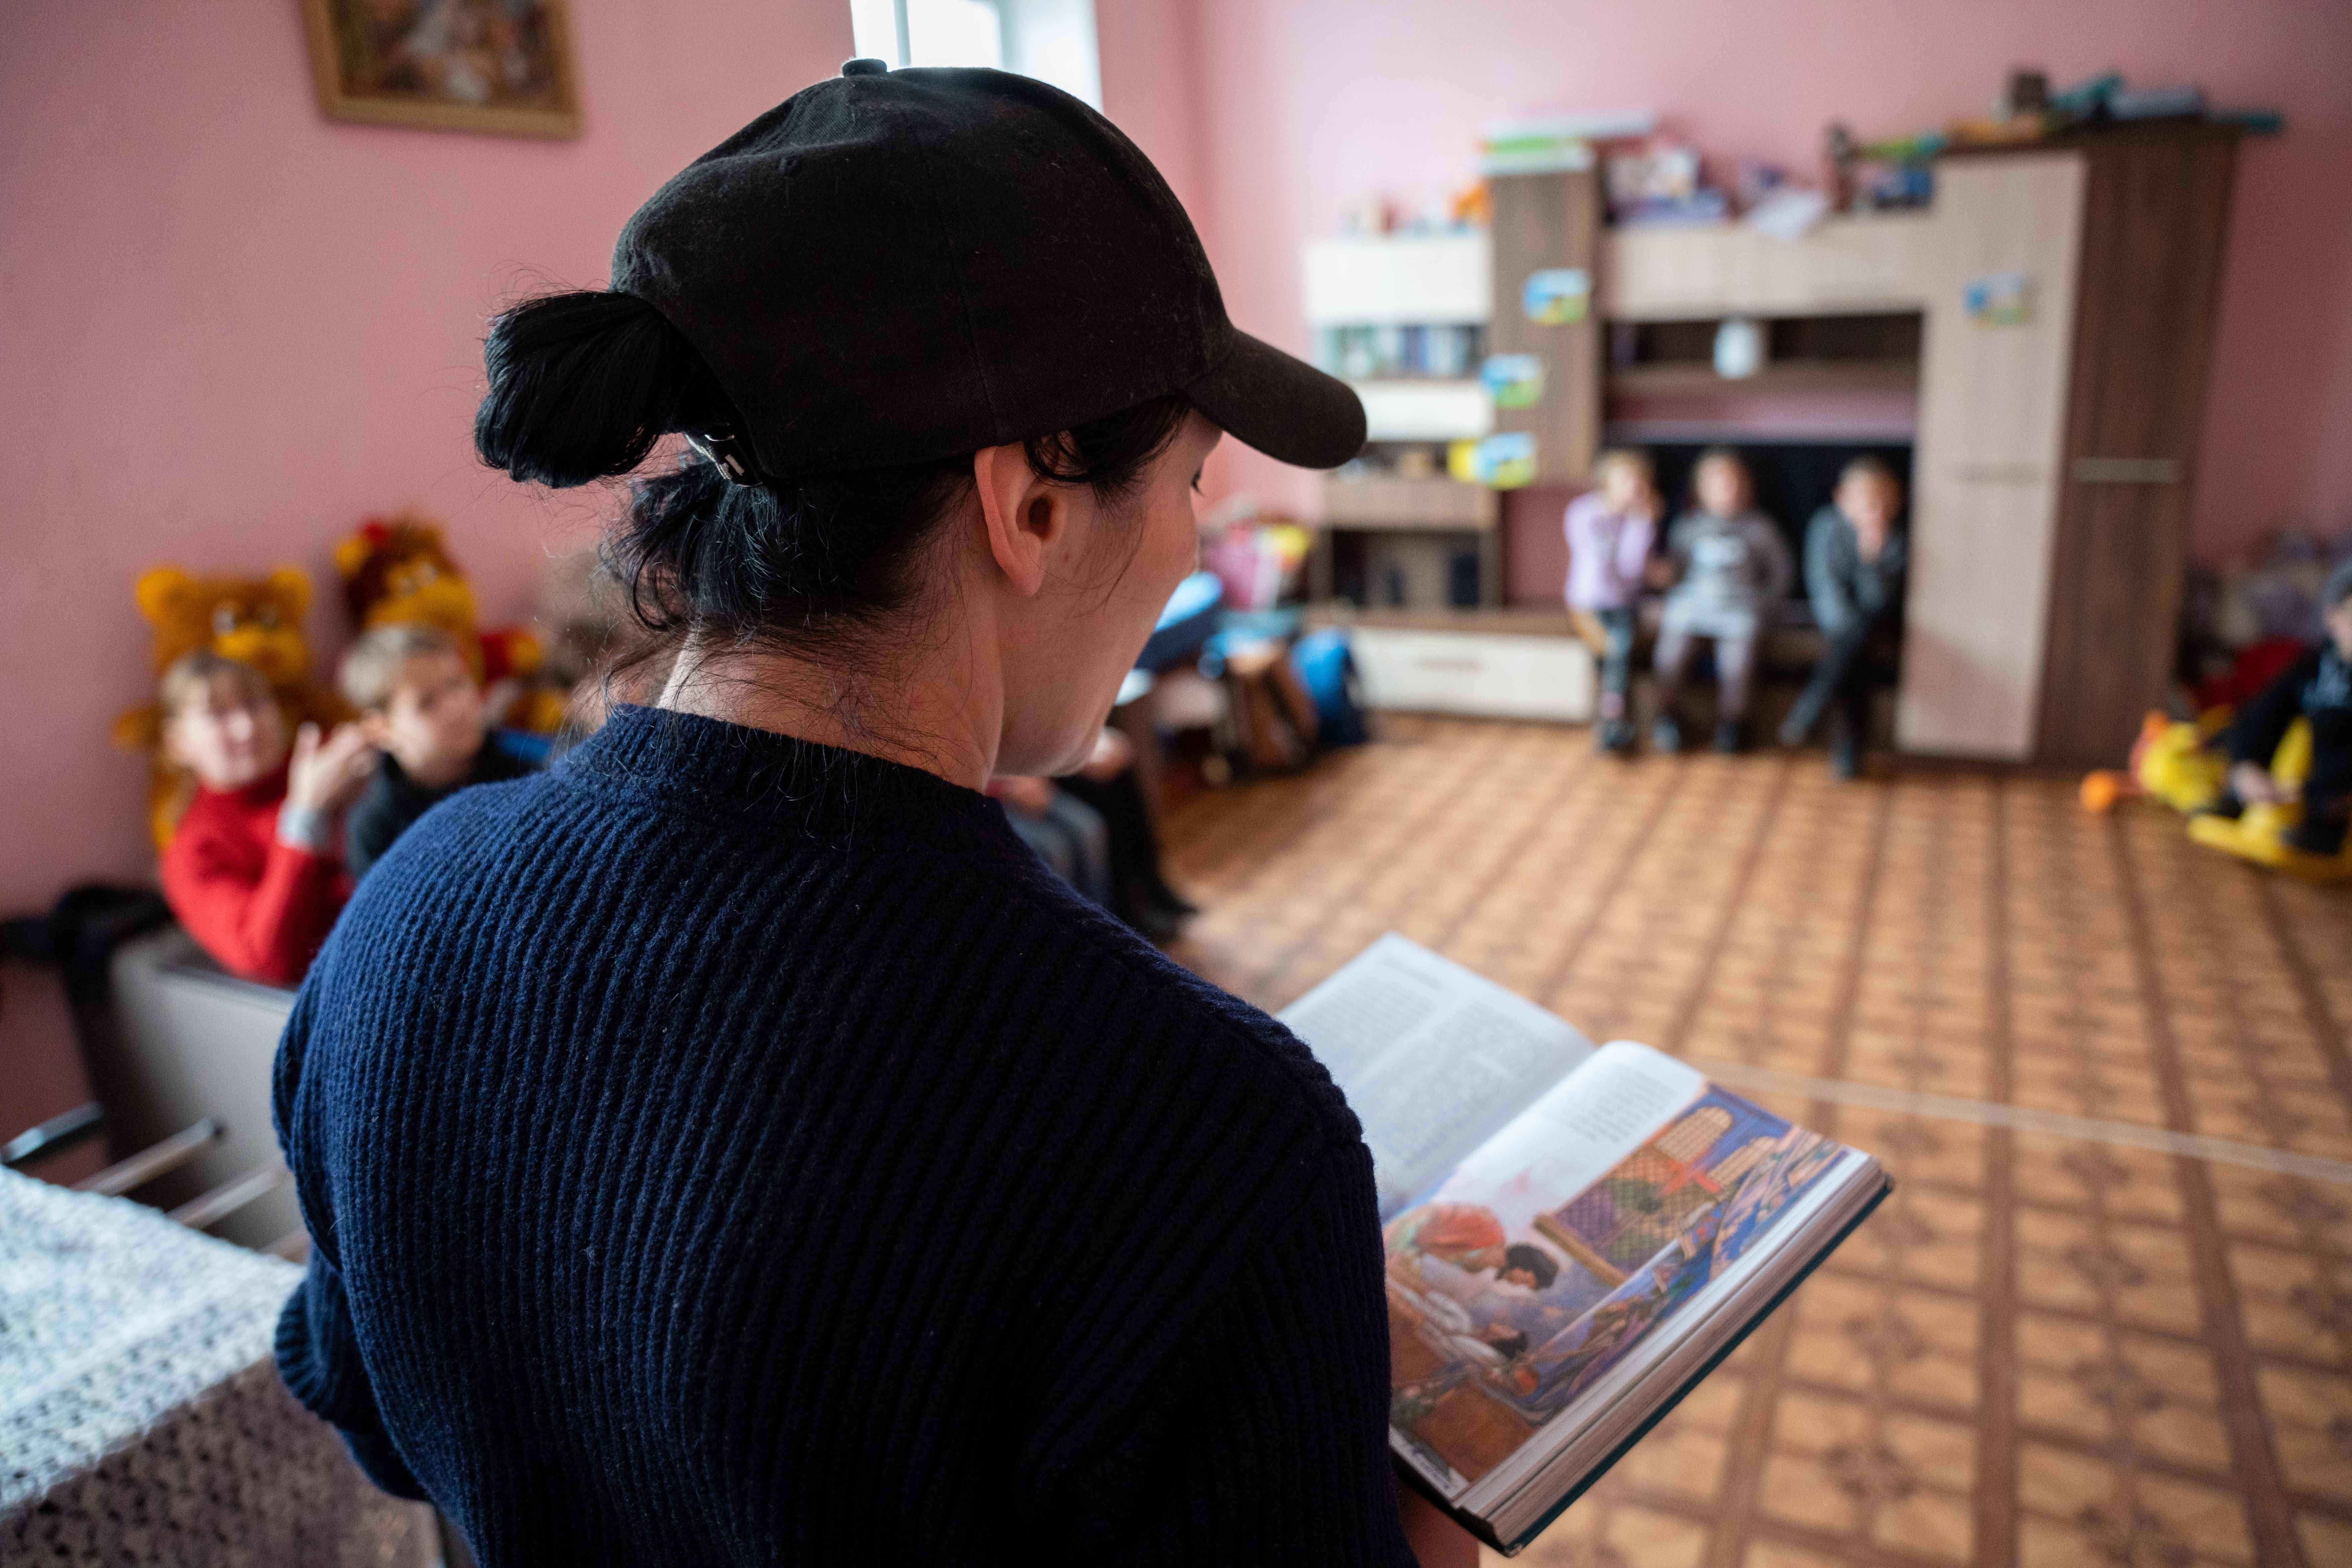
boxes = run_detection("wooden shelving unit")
[1604,359,1920,396]
[1304,230,1506,610]
[1295,125,2241,757]
[1320,474,1499,530]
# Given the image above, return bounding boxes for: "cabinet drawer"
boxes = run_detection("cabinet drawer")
[1351,627,1594,721]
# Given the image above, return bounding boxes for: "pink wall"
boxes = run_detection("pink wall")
[8,0,2348,914]
[1097,0,1215,250]
[0,0,1236,918]
[1181,0,2352,569]
[0,2,865,913]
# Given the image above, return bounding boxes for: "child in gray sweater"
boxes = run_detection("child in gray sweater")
[1653,449,1794,753]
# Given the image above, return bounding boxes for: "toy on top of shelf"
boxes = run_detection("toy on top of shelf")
[1482,111,1650,178]
[1949,68,2054,147]
[1605,141,1726,226]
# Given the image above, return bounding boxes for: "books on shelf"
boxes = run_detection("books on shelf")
[1279,935,1891,1554]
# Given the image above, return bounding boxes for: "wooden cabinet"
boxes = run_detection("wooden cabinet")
[1304,126,2237,750]
[1487,169,1602,485]
[1899,125,2238,763]
[1600,212,1936,321]
[2034,125,2239,766]
[1347,620,1596,721]
[1897,153,2086,760]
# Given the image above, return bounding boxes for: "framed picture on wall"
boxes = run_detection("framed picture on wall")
[298,0,581,139]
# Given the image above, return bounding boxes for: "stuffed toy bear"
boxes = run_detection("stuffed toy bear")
[334,514,564,732]
[114,564,350,850]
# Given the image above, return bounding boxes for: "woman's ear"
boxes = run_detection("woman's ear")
[971,441,1068,597]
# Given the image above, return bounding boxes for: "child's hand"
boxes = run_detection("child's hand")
[1643,556,1678,590]
[288,722,378,815]
[2231,761,2295,807]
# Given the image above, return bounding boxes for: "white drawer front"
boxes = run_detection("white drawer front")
[1351,628,1594,722]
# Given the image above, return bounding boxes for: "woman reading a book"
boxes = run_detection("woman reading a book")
[270,63,1471,1568]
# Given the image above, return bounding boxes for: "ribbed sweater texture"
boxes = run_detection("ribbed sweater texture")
[273,705,1415,1566]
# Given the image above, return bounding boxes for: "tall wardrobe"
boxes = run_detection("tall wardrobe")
[1898,122,2240,766]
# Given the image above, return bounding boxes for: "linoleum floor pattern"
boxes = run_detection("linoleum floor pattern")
[1158,717,2352,1568]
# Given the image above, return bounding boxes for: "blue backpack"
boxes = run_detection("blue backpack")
[1289,627,1368,748]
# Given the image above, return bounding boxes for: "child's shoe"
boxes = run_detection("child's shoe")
[1778,693,1823,748]
[1595,719,1636,755]
[1652,715,1684,754]
[1713,719,1747,754]
[1829,726,1862,781]
[2286,814,2348,857]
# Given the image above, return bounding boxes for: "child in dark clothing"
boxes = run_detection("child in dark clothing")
[340,624,539,879]
[1783,458,1908,779]
[2216,560,2352,855]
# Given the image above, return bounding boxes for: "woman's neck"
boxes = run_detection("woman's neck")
[654,632,1001,791]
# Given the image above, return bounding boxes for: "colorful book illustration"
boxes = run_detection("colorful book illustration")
[1281,935,1889,1554]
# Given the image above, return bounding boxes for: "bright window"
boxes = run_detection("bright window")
[849,0,1100,108]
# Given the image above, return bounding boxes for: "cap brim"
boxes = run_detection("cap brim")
[1183,330,1366,470]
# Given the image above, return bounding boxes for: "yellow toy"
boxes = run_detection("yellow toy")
[113,565,350,849]
[334,514,564,733]
[2188,720,2352,883]
[2079,710,2229,815]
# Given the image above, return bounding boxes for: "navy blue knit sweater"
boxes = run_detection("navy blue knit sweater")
[273,705,1414,1566]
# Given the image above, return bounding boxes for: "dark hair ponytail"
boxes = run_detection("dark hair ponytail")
[475,287,1191,679]
[475,290,726,487]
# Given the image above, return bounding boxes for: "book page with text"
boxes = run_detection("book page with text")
[1279,934,1596,1219]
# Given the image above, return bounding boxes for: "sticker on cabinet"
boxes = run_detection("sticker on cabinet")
[1963,271,2032,326]
[1481,353,1547,408]
[1523,268,1592,324]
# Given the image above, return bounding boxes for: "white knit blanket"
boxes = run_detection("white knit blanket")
[0,1169,431,1565]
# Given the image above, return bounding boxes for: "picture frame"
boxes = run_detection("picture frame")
[297,0,582,140]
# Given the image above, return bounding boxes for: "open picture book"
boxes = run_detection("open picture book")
[1278,935,1891,1555]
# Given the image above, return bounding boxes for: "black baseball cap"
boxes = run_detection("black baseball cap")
[611,60,1364,484]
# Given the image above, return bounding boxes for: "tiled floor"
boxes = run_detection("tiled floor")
[1159,717,2352,1568]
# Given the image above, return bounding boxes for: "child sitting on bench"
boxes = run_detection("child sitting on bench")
[1782,457,1909,779]
[340,624,542,880]
[1652,448,1793,754]
[1564,448,1659,755]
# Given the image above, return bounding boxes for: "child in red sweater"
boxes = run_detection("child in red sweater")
[157,650,375,985]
